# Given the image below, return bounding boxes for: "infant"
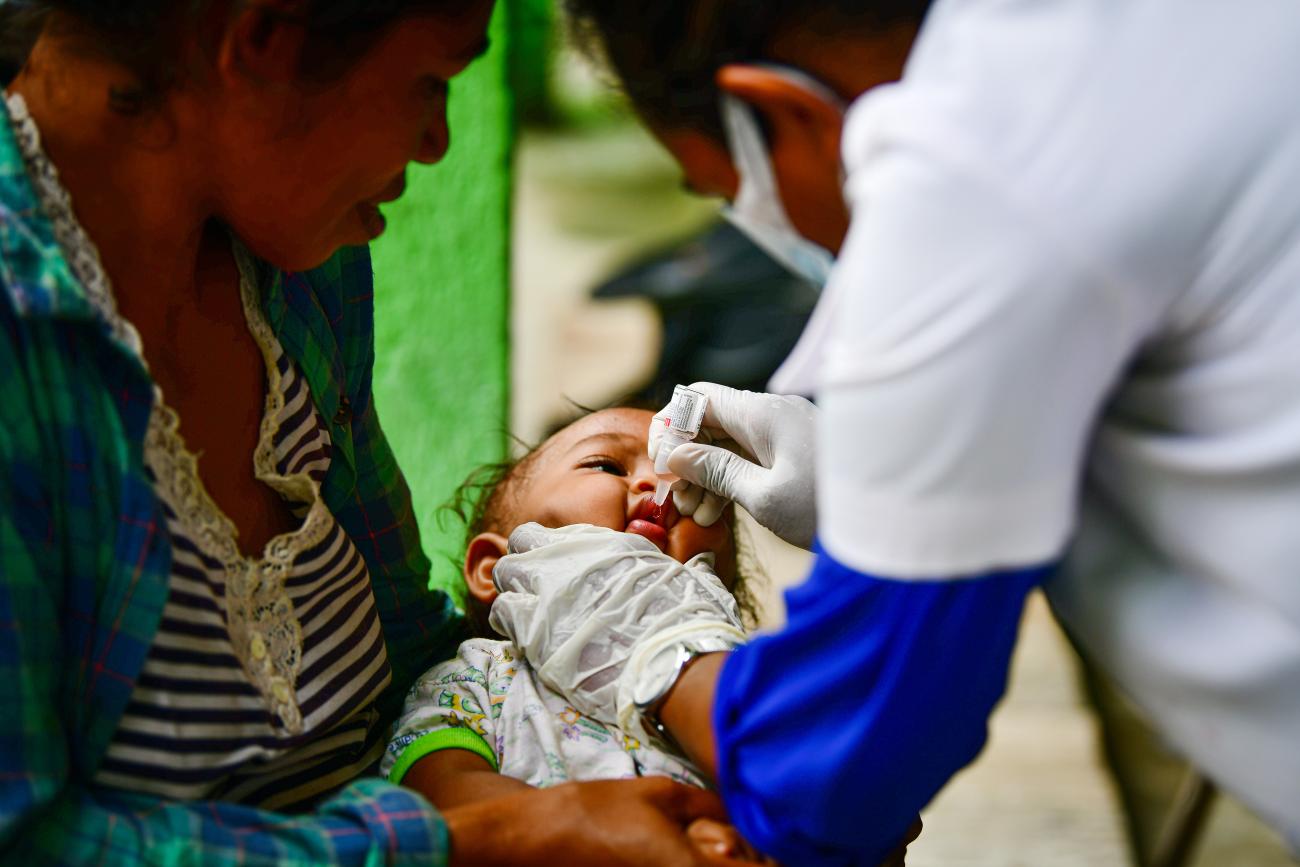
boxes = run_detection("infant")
[381,407,765,861]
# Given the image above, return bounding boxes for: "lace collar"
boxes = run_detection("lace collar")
[5,91,145,350]
[6,90,332,734]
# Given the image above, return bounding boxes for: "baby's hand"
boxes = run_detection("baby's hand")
[686,817,777,864]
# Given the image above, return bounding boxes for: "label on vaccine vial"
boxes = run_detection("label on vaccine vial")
[670,386,708,435]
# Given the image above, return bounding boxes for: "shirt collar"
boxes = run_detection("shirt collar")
[0,92,98,322]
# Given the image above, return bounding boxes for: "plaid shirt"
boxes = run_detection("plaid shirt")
[0,99,466,864]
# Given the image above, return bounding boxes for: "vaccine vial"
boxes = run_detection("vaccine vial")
[652,386,709,506]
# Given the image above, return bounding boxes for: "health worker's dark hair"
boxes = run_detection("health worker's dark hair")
[0,0,474,111]
[565,0,932,140]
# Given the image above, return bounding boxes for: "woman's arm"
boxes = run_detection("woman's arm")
[442,777,757,867]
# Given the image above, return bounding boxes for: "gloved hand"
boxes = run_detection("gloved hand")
[650,382,818,550]
[489,523,746,739]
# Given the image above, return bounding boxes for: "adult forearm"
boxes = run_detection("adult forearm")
[657,651,727,781]
[693,546,1049,866]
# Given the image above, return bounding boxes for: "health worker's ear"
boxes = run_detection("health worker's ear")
[464,532,509,605]
[216,2,310,95]
[717,64,850,253]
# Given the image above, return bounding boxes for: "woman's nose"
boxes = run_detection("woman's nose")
[416,109,451,165]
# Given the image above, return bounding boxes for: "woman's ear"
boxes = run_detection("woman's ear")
[464,533,510,605]
[716,64,850,252]
[216,2,308,91]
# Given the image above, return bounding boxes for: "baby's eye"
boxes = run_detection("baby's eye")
[579,457,627,476]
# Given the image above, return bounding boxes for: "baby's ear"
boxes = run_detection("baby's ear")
[464,533,509,605]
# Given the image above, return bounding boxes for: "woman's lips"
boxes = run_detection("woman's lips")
[626,519,669,553]
[357,202,387,239]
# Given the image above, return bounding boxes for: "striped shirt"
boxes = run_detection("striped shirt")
[95,252,393,812]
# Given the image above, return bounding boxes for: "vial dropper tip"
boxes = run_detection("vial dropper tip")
[653,481,671,506]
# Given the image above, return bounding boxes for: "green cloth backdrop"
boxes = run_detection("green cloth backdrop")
[371,2,516,606]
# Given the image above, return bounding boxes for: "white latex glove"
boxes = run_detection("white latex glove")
[650,382,818,549]
[489,523,746,738]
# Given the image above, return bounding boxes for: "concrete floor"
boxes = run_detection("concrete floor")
[510,114,1297,865]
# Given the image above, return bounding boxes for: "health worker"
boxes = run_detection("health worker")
[491,0,1300,863]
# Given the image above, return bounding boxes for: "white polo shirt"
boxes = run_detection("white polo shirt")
[774,0,1300,844]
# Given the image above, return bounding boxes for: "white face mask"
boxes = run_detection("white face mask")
[719,67,844,287]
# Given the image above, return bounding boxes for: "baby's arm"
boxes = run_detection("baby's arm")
[403,747,529,808]
[383,638,525,809]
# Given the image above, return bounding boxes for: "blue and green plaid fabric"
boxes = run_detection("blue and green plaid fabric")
[0,96,466,864]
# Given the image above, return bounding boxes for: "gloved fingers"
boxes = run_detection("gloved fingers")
[495,523,661,593]
[486,590,538,643]
[685,570,744,623]
[667,442,766,513]
[505,522,659,556]
[682,551,718,576]
[685,381,766,460]
[504,521,568,555]
[505,521,625,554]
[672,480,704,517]
[692,490,729,529]
[492,551,544,594]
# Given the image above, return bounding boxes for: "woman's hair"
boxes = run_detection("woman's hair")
[564,0,932,141]
[0,0,472,111]
[442,434,767,638]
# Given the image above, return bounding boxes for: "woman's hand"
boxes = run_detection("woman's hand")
[649,383,818,550]
[489,523,746,735]
[444,777,759,867]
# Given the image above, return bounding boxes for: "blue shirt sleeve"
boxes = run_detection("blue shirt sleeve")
[713,543,1050,866]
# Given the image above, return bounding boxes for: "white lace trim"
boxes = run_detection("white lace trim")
[8,91,332,734]
[5,93,143,355]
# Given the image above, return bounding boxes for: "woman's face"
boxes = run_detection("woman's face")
[511,408,737,585]
[208,3,494,271]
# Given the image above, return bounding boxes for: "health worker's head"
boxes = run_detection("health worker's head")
[5,0,495,271]
[566,0,930,254]
[451,408,752,635]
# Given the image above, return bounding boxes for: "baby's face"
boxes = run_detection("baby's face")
[513,408,736,582]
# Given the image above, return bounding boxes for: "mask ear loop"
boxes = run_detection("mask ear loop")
[720,92,836,286]
[720,93,784,224]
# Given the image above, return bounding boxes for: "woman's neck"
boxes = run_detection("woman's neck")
[8,34,225,344]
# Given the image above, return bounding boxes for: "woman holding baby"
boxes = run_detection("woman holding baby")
[0,1,768,864]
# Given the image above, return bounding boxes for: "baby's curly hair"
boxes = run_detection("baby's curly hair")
[441,423,765,637]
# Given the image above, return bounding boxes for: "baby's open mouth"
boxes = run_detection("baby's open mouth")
[626,495,673,553]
